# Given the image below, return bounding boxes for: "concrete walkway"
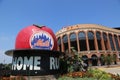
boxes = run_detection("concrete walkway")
[93,65,120,75]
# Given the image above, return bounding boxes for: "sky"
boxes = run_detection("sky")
[0,0,120,63]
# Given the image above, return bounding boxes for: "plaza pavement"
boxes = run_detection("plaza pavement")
[93,64,120,75]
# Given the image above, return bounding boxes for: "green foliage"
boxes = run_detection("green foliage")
[59,47,117,80]
[60,47,85,74]
[87,68,113,80]
[116,73,120,77]
[58,68,115,80]
[58,76,73,80]
[67,54,84,72]
[58,76,95,80]
[105,54,112,67]
[67,64,74,73]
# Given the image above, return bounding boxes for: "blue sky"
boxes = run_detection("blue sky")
[0,0,120,63]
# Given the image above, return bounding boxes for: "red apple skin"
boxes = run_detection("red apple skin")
[15,25,57,51]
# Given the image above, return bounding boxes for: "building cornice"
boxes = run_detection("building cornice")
[56,24,120,36]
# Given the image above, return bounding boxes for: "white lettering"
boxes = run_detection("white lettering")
[34,56,41,70]
[16,57,23,70]
[50,57,59,70]
[12,57,17,70]
[23,57,33,70]
[55,58,59,69]
[50,57,55,70]
[12,56,59,71]
[12,56,41,70]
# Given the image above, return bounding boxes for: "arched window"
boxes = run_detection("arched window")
[91,54,98,66]
[109,34,115,51]
[62,34,68,51]
[119,36,120,42]
[57,37,61,45]
[57,37,61,51]
[96,31,102,50]
[78,32,87,51]
[119,36,120,48]
[88,31,95,50]
[70,33,77,51]
[119,36,120,47]
[103,33,108,50]
[114,35,120,51]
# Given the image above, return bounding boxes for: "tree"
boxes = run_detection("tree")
[59,47,86,74]
[105,54,112,67]
[112,54,117,64]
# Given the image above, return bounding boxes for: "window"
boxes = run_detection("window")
[88,31,95,50]
[109,34,115,51]
[70,33,77,51]
[103,33,108,50]
[114,35,120,51]
[62,35,68,51]
[78,32,87,51]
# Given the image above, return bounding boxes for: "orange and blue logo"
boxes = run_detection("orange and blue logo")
[30,30,54,50]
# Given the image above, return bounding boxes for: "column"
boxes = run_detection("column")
[101,32,105,50]
[85,31,90,51]
[61,36,64,52]
[94,31,98,51]
[76,32,80,52]
[68,34,71,53]
[106,33,111,50]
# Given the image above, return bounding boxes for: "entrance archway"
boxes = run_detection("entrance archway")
[113,54,117,64]
[91,54,98,66]
[82,55,88,66]
[100,54,105,66]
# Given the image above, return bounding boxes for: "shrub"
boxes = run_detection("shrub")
[58,76,96,80]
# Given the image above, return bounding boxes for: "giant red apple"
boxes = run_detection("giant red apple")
[15,24,57,50]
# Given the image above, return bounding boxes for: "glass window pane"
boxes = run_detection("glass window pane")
[78,32,87,51]
[57,37,61,45]
[78,32,86,40]
[88,31,94,40]
[63,35,68,43]
[114,35,120,51]
[88,31,95,50]
[70,33,76,41]
[109,34,115,51]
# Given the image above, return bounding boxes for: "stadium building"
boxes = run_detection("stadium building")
[56,24,120,66]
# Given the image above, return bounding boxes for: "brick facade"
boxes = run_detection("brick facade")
[56,24,120,66]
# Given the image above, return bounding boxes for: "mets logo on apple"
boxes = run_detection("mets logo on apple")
[30,30,54,50]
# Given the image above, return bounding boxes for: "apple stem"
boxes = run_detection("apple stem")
[33,24,45,28]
